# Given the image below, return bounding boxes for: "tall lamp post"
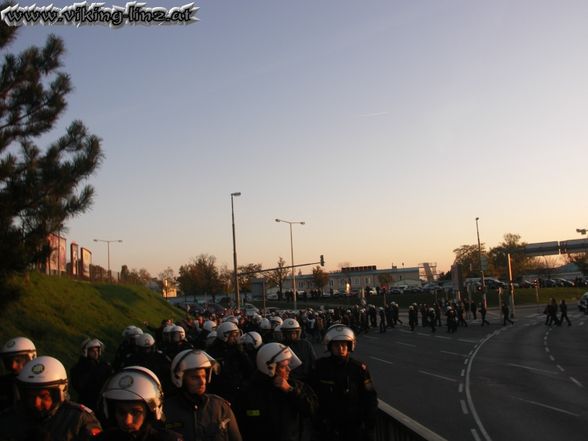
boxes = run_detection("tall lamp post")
[231,192,242,309]
[275,218,305,310]
[93,238,123,280]
[475,217,486,305]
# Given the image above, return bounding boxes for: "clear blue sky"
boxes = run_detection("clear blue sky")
[9,0,588,278]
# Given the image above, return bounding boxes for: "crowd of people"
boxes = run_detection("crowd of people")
[0,307,379,441]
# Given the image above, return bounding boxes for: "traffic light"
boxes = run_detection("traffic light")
[320,255,325,266]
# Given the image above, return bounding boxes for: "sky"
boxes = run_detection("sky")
[6,0,588,278]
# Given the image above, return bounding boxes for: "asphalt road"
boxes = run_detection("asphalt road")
[347,305,588,441]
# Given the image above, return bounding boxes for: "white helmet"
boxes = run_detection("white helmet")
[281,318,300,331]
[323,325,356,352]
[122,326,143,342]
[260,318,271,330]
[203,320,217,333]
[101,366,164,421]
[170,325,186,343]
[240,331,263,350]
[81,338,105,357]
[273,324,283,342]
[17,356,68,408]
[136,333,156,349]
[256,343,301,377]
[170,349,217,388]
[269,316,283,328]
[216,321,241,343]
[162,324,175,343]
[222,315,239,325]
[205,331,217,348]
[1,337,37,360]
[252,313,263,325]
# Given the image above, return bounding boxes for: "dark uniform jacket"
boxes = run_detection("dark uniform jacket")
[206,341,253,405]
[163,392,241,441]
[234,372,318,441]
[0,400,102,441]
[310,355,378,441]
[0,374,18,413]
[70,357,114,410]
[95,423,182,441]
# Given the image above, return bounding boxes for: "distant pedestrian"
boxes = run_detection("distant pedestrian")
[480,302,490,326]
[559,299,571,326]
[502,303,513,325]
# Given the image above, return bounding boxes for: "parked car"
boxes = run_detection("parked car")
[266,292,278,300]
[555,278,575,287]
[243,303,259,314]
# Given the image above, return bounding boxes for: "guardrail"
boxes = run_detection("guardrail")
[376,399,448,441]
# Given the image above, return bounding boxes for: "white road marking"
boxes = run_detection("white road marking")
[460,399,469,414]
[435,335,451,340]
[466,333,498,441]
[396,341,417,348]
[458,339,479,343]
[471,428,482,441]
[459,383,464,393]
[369,356,394,365]
[417,332,432,337]
[513,396,580,417]
[507,363,559,375]
[461,369,465,377]
[570,377,583,388]
[556,365,564,372]
[441,350,467,357]
[418,370,458,383]
[545,347,550,353]
[549,355,555,361]
[464,359,469,365]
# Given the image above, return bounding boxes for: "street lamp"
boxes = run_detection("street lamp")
[475,217,486,303]
[231,192,241,309]
[93,238,123,280]
[275,218,305,310]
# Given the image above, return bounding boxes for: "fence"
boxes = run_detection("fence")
[376,399,448,441]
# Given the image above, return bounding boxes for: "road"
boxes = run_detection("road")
[347,305,588,441]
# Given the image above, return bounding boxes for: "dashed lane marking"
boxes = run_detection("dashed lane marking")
[549,355,555,361]
[435,335,451,340]
[441,350,467,357]
[418,370,458,383]
[556,365,564,372]
[396,341,417,348]
[512,396,580,417]
[457,339,479,343]
[461,369,465,377]
[471,428,482,441]
[369,356,394,365]
[570,377,583,388]
[459,383,464,393]
[507,363,559,375]
[460,399,469,414]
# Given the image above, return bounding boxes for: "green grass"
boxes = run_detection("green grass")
[0,272,182,372]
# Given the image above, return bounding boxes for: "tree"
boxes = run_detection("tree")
[487,233,531,279]
[312,265,329,291]
[265,257,288,300]
[564,252,588,274]
[177,254,223,302]
[0,27,102,281]
[120,266,151,285]
[237,263,262,300]
[452,244,486,278]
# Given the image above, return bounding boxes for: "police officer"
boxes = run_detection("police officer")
[113,325,143,371]
[70,337,113,410]
[98,365,181,440]
[163,350,242,441]
[408,305,418,331]
[122,333,173,396]
[235,342,318,441]
[207,322,254,404]
[165,325,194,361]
[0,337,36,412]
[280,318,317,382]
[239,332,263,367]
[310,325,378,441]
[0,355,103,440]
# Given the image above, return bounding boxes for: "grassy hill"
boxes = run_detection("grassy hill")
[0,272,182,372]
